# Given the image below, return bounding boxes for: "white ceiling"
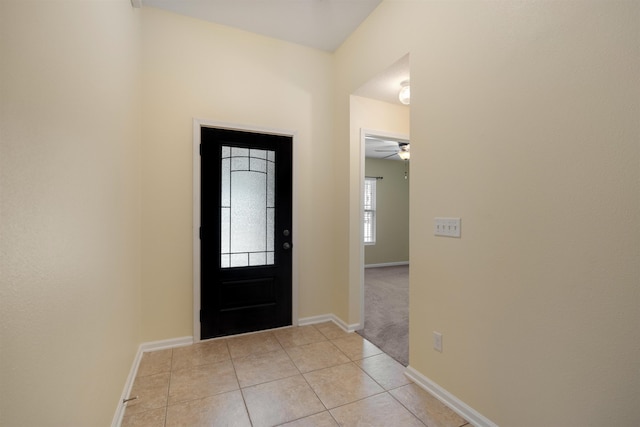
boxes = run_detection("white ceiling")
[365,135,410,161]
[141,0,382,52]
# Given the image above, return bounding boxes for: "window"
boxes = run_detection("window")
[220,146,276,268]
[364,177,377,245]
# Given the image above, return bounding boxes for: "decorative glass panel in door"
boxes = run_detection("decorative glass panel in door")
[220,146,276,268]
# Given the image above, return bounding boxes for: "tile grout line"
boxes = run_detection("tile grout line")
[227,342,253,427]
[232,335,299,390]
[319,360,423,423]
[163,348,174,427]
[274,334,331,426]
[393,400,428,426]
[386,380,471,426]
[351,357,400,398]
[327,389,389,411]
[295,334,390,422]
[353,351,427,427]
[165,343,252,424]
[386,386,429,427]
[325,389,421,425]
[289,330,391,416]
[294,325,336,424]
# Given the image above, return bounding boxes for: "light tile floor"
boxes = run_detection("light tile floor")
[121,322,470,427]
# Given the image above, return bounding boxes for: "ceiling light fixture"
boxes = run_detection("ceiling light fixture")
[397,142,410,161]
[398,80,410,105]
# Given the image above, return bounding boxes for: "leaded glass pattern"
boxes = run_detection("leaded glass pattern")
[221,146,276,268]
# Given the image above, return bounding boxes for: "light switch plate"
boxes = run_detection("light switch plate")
[434,217,461,237]
[433,331,443,352]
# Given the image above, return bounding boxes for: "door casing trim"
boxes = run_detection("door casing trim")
[193,118,299,343]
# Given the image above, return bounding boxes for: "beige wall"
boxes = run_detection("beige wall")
[140,8,336,341]
[336,1,639,426]
[364,158,409,266]
[0,1,142,425]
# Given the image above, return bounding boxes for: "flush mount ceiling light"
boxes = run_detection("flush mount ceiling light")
[398,80,410,105]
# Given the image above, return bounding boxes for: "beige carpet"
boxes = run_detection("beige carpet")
[357,265,409,366]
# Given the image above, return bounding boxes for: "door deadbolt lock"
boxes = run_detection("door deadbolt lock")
[283,230,290,237]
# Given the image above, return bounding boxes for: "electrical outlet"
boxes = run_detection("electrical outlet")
[433,331,443,352]
[434,217,461,238]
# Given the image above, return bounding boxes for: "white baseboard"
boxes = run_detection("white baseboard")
[111,336,194,427]
[140,336,193,352]
[330,314,361,332]
[298,314,334,326]
[365,261,409,268]
[405,366,498,427]
[111,347,144,427]
[298,313,361,333]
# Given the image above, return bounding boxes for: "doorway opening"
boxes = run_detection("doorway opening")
[357,130,410,365]
[350,53,411,365]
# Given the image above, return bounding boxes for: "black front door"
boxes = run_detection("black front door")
[200,127,292,339]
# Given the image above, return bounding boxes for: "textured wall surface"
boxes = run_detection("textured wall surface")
[140,8,336,341]
[0,1,142,425]
[336,1,640,425]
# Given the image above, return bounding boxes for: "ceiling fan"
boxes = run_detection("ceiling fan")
[374,140,410,160]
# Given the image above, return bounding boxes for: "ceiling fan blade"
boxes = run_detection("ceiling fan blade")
[366,136,399,144]
[382,153,398,159]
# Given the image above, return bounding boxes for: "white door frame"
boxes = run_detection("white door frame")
[359,128,410,327]
[193,118,299,342]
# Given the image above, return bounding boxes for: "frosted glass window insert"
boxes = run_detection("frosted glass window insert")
[221,146,276,268]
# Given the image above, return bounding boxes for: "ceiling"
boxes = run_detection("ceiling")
[140,0,382,52]
[364,135,410,161]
